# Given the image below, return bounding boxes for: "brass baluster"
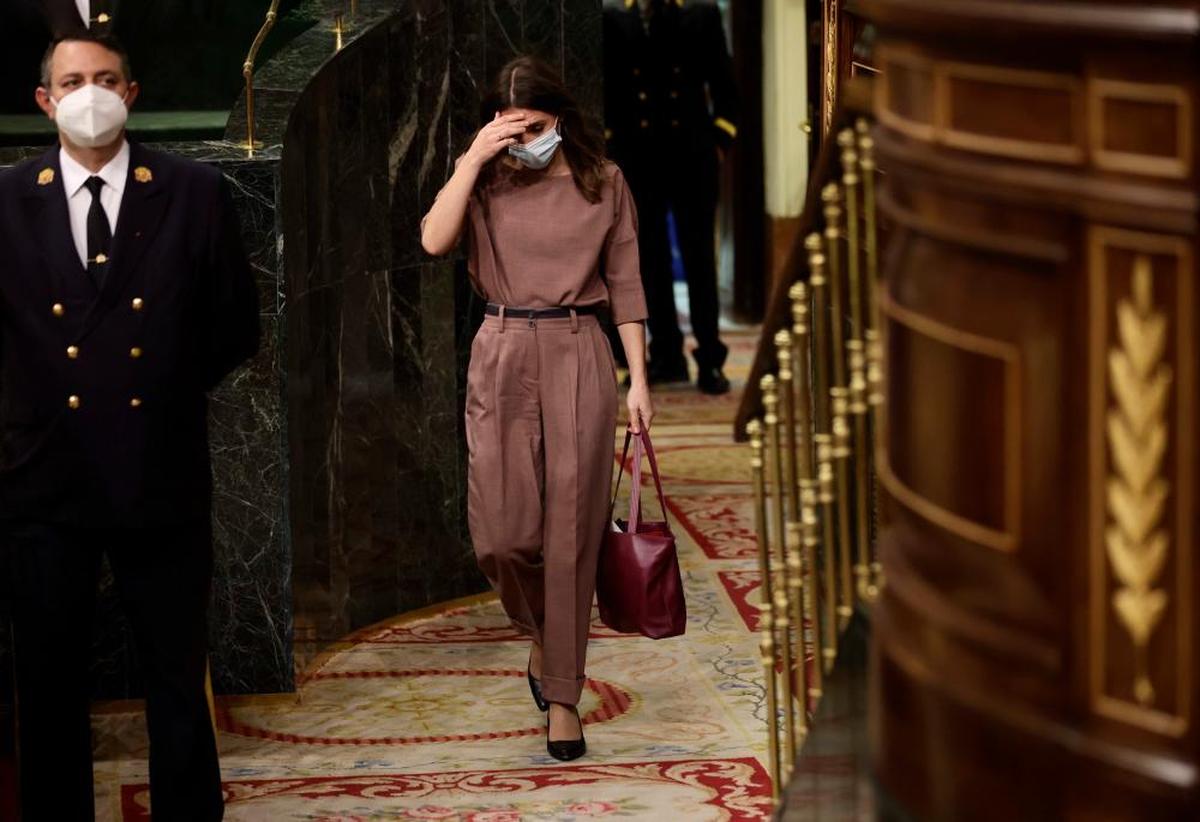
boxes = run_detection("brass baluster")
[858,119,885,599]
[789,283,816,492]
[840,129,873,604]
[858,122,884,419]
[748,420,782,799]
[806,234,839,673]
[762,375,797,771]
[240,0,281,155]
[799,479,824,701]
[823,184,855,629]
[776,331,809,743]
[789,282,823,699]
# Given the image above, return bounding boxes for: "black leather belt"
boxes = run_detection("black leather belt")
[485,304,599,319]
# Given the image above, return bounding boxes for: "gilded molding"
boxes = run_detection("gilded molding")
[1104,256,1171,707]
[823,0,839,136]
[1089,227,1192,738]
[1089,79,1193,180]
[877,295,1022,553]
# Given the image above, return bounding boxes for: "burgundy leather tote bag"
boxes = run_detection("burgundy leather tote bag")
[597,429,687,639]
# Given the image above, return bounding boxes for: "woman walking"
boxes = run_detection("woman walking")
[420,56,653,761]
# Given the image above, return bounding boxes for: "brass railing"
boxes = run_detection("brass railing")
[746,112,884,800]
[240,0,281,154]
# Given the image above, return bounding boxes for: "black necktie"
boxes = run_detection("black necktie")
[84,175,112,287]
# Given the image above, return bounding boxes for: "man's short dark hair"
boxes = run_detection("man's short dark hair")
[40,33,134,89]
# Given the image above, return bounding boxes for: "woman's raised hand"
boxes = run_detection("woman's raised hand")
[464,112,528,169]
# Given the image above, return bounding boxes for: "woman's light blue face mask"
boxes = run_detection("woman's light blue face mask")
[509,118,562,169]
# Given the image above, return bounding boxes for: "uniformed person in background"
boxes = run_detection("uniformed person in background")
[0,33,258,820]
[40,0,115,37]
[603,0,738,394]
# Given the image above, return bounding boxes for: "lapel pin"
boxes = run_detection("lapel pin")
[134,166,153,183]
[37,168,54,186]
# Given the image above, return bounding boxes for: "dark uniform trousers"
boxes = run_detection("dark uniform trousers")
[603,0,738,373]
[0,141,259,821]
[7,521,220,822]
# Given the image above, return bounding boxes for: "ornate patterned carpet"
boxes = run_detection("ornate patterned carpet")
[91,329,774,821]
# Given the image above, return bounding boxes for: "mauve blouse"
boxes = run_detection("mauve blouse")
[462,161,649,325]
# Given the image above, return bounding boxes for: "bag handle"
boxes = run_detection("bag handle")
[609,429,635,522]
[629,433,644,529]
[609,428,667,531]
[637,429,668,525]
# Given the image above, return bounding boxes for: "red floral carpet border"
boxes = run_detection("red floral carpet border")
[121,758,773,821]
[218,672,632,747]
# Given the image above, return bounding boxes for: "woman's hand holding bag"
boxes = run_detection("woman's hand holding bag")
[596,429,686,639]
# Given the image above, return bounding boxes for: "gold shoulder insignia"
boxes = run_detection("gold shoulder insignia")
[134,166,153,183]
[37,168,54,186]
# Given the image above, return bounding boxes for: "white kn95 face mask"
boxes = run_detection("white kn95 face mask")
[52,84,129,148]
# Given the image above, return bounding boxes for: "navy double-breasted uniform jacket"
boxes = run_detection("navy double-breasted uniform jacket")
[602,0,739,170]
[0,141,260,526]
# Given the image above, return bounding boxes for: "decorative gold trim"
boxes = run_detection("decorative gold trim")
[877,295,1022,553]
[1088,227,1192,738]
[876,46,937,143]
[935,61,1084,165]
[877,47,1084,166]
[1104,256,1171,708]
[715,117,738,139]
[1089,79,1192,180]
[822,0,839,136]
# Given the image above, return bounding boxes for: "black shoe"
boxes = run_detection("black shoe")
[546,705,587,761]
[647,358,690,385]
[696,366,731,395]
[528,654,549,712]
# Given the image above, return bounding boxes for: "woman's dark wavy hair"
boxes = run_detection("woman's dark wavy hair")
[475,55,607,203]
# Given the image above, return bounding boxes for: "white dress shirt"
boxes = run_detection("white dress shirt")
[75,0,90,25]
[59,141,129,270]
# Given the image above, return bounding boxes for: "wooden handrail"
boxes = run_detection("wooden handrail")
[734,77,875,441]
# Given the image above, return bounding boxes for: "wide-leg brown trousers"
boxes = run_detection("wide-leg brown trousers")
[466,310,618,705]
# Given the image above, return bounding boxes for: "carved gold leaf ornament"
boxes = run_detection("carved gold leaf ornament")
[1104,255,1172,707]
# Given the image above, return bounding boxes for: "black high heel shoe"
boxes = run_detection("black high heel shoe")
[527,665,549,712]
[546,704,586,761]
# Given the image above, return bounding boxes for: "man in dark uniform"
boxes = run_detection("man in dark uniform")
[0,33,258,820]
[603,0,738,394]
